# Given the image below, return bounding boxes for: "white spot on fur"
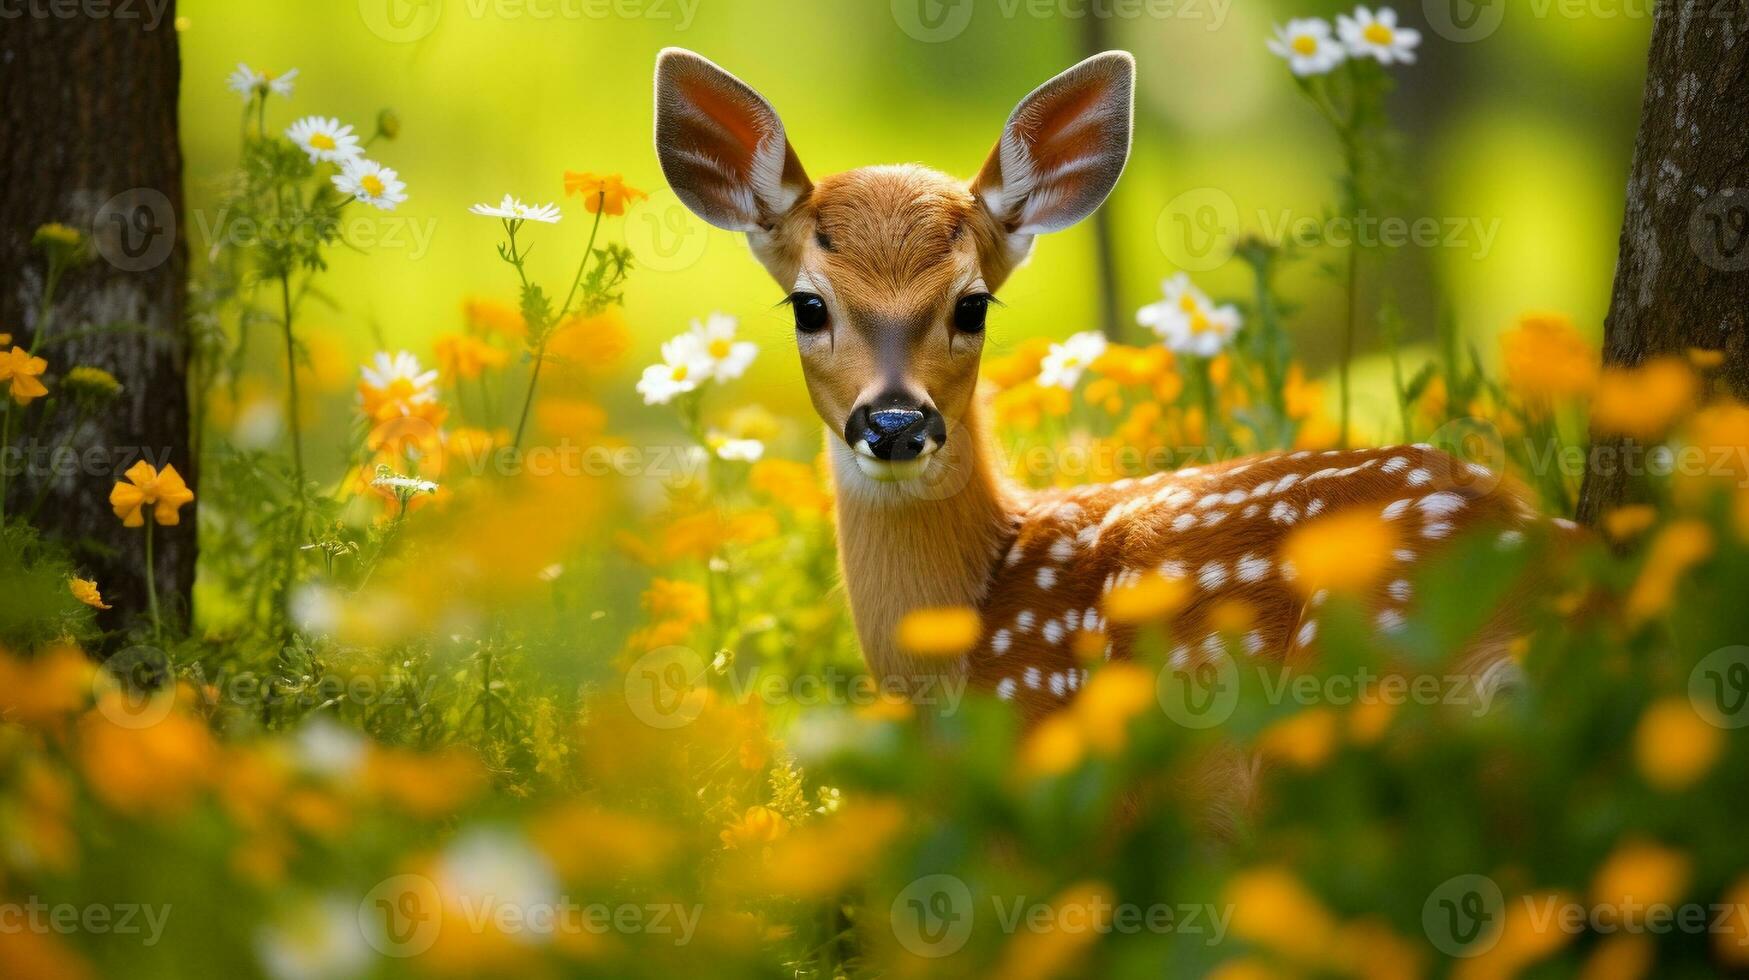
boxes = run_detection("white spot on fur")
[1243,630,1266,655]
[991,629,1012,655]
[1382,498,1413,520]
[1049,672,1067,696]
[1036,566,1057,590]
[1043,619,1064,644]
[1172,513,1197,532]
[1376,608,1406,632]
[996,678,1017,700]
[1406,468,1433,487]
[1423,521,1454,540]
[1024,666,1041,689]
[1270,501,1300,524]
[1198,562,1229,591]
[1417,492,1467,518]
[1388,579,1412,602]
[1297,619,1318,647]
[1016,610,1036,633]
[1381,456,1408,474]
[1236,553,1271,582]
[1049,536,1074,563]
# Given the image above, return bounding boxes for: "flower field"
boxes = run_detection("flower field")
[3,5,1748,979]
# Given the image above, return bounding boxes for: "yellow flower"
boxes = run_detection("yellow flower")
[1581,934,1653,980]
[983,336,1054,389]
[1019,712,1085,777]
[1072,663,1156,753]
[1102,571,1190,625]
[990,880,1114,980]
[720,804,789,849]
[895,606,981,659]
[463,297,525,340]
[1279,509,1399,597]
[78,696,216,817]
[0,345,49,405]
[108,460,195,527]
[1257,708,1339,769]
[750,458,832,516]
[1633,696,1721,791]
[1501,312,1597,410]
[62,365,122,401]
[1225,866,1338,964]
[1624,521,1712,624]
[1451,891,1576,980]
[1591,356,1698,440]
[1715,876,1749,966]
[562,171,648,215]
[1688,347,1726,370]
[1601,504,1658,543]
[642,578,710,628]
[68,578,110,610]
[433,332,510,379]
[1590,839,1690,910]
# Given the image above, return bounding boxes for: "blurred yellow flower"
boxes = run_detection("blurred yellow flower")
[642,578,710,628]
[463,297,525,340]
[983,336,1054,389]
[68,577,110,610]
[78,697,216,817]
[0,646,94,729]
[895,606,981,659]
[1020,712,1085,777]
[720,804,789,849]
[1715,876,1749,966]
[1590,357,1698,440]
[1225,866,1337,964]
[1624,520,1712,624]
[108,460,194,527]
[1102,571,1190,625]
[1688,347,1726,369]
[1590,839,1690,910]
[750,458,832,516]
[1633,696,1721,791]
[1280,509,1398,597]
[1072,662,1155,753]
[1601,504,1658,543]
[0,345,49,405]
[991,880,1114,980]
[547,310,630,373]
[1451,890,1576,980]
[1581,934,1653,980]
[1283,363,1323,421]
[1501,312,1597,411]
[1257,708,1339,769]
[562,171,647,215]
[434,332,510,379]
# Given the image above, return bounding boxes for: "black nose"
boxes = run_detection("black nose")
[845,399,946,461]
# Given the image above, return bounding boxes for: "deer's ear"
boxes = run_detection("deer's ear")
[654,48,811,232]
[972,51,1134,237]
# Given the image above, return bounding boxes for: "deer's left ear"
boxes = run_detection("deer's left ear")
[972,51,1134,239]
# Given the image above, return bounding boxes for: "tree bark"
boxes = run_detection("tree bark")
[0,3,194,633]
[1577,1,1749,523]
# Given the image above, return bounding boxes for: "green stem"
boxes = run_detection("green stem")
[1339,240,1358,450]
[511,199,606,453]
[0,405,11,525]
[145,518,162,642]
[279,273,305,488]
[555,196,606,321]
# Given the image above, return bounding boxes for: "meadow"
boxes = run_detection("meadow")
[4,2,1749,978]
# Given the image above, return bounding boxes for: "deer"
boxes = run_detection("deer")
[652,48,1542,726]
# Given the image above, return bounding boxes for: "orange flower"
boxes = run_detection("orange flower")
[69,577,110,610]
[463,297,525,340]
[433,333,510,380]
[1501,313,1597,410]
[108,460,194,527]
[1590,356,1698,440]
[562,171,647,215]
[1280,508,1399,597]
[0,345,49,405]
[720,804,789,849]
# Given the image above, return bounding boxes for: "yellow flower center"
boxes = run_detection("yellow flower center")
[1179,294,1199,313]
[361,174,385,197]
[1191,313,1213,335]
[709,338,733,359]
[671,364,689,382]
[1364,22,1394,45]
[1292,35,1319,56]
[310,132,336,150]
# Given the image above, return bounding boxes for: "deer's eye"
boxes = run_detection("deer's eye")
[790,292,829,333]
[953,294,991,334]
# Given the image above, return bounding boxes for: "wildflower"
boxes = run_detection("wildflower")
[1038,331,1108,390]
[0,646,95,729]
[433,333,510,379]
[0,346,49,404]
[710,435,765,462]
[1688,347,1726,369]
[750,458,832,515]
[463,297,526,340]
[1717,877,1749,966]
[689,312,756,381]
[1020,713,1085,776]
[1501,313,1597,409]
[227,63,298,100]
[1137,274,1241,356]
[720,805,789,849]
[895,606,982,658]
[468,194,562,223]
[1072,663,1156,752]
[1590,356,1699,440]
[61,365,121,402]
[562,171,648,215]
[256,896,371,980]
[78,697,216,817]
[1102,571,1190,625]
[369,466,439,512]
[1591,840,1691,910]
[991,881,1114,980]
[1624,520,1711,624]
[332,158,406,211]
[1337,6,1421,64]
[641,578,710,628]
[984,336,1055,389]
[32,222,88,265]
[636,332,713,405]
[109,461,194,527]
[1450,892,1576,980]
[1279,508,1398,597]
[284,116,362,164]
[1267,18,1347,76]
[69,578,110,610]
[1225,867,1339,964]
[358,351,440,419]
[1282,364,1323,420]
[1258,709,1339,768]
[1634,696,1721,791]
[1601,504,1658,543]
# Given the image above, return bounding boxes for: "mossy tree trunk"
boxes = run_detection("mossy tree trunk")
[1577,2,1749,523]
[0,3,195,633]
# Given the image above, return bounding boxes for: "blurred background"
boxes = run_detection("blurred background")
[177,0,1651,454]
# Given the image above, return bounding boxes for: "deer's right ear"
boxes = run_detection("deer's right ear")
[654,48,811,233]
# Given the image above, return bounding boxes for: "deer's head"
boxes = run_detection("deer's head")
[654,48,1133,488]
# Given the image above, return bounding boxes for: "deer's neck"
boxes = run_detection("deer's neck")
[827,399,1020,688]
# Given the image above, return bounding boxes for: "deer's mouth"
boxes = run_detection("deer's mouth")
[850,436,941,482]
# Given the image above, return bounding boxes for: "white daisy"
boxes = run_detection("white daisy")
[256,895,370,980]
[636,332,714,405]
[1338,6,1422,64]
[360,351,440,405]
[285,116,362,164]
[1038,331,1108,390]
[227,63,298,101]
[1162,301,1243,358]
[370,473,439,496]
[690,312,757,381]
[332,158,406,211]
[468,194,562,224]
[1266,18,1347,77]
[1136,273,1213,339]
[710,435,765,462]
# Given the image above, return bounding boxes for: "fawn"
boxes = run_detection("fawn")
[653,48,1535,721]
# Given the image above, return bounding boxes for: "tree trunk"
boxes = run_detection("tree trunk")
[0,4,195,634]
[1576,2,1749,523]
